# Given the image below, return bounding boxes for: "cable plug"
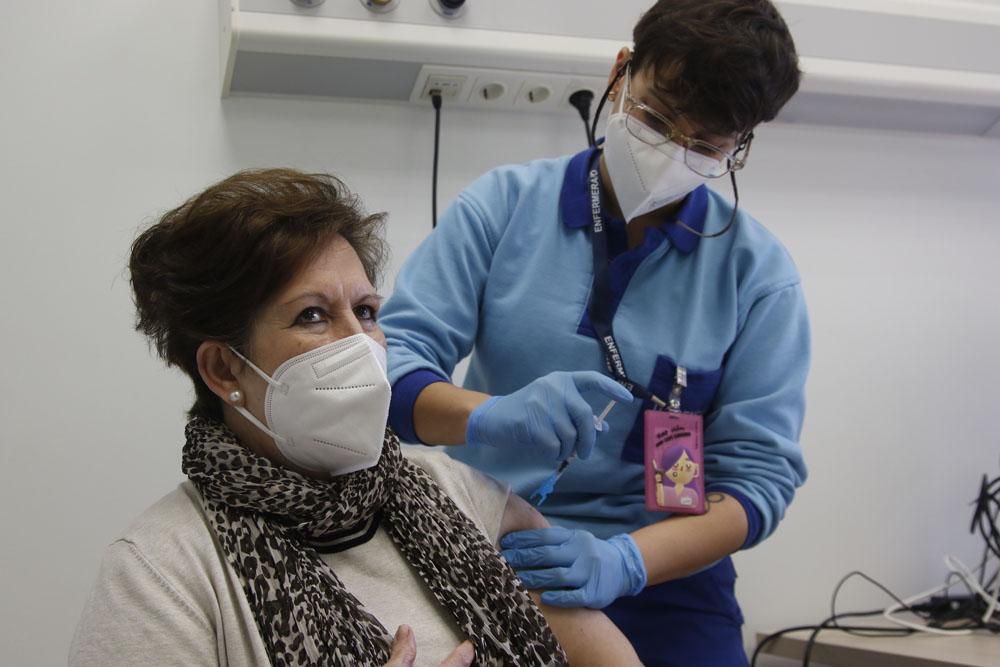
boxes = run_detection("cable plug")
[569,89,594,122]
[568,89,595,147]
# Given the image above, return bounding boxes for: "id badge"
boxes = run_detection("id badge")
[644,410,705,514]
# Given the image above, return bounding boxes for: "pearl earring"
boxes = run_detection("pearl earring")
[229,390,242,404]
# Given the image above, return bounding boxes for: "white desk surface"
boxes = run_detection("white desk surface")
[756,627,999,667]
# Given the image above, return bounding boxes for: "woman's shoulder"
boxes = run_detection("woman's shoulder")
[74,485,222,647]
[117,482,213,549]
[71,484,265,666]
[401,446,511,543]
[105,482,232,602]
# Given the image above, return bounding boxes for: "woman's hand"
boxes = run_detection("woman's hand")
[385,625,475,667]
[465,371,633,460]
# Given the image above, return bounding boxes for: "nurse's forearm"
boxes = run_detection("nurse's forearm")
[632,492,748,585]
[413,382,491,445]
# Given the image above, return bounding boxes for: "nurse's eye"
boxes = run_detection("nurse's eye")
[295,307,326,326]
[650,118,672,137]
[636,108,674,137]
[354,304,377,322]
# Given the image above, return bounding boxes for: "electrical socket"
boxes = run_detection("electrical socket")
[410,65,474,104]
[422,74,466,100]
[411,65,608,115]
[513,75,568,110]
[466,73,521,107]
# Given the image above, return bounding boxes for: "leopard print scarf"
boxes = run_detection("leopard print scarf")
[182,418,566,666]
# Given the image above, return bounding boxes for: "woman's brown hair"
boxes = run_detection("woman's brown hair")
[129,168,387,420]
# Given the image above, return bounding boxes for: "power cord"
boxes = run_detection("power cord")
[751,570,919,667]
[589,63,627,149]
[753,469,1000,665]
[431,90,443,229]
[568,89,595,147]
[972,472,1000,560]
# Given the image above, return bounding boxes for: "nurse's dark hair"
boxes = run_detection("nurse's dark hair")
[129,168,387,421]
[631,0,801,137]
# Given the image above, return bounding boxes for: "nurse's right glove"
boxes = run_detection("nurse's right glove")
[501,527,647,609]
[465,370,633,461]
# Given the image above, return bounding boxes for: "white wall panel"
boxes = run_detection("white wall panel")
[224,1,1000,135]
[1,1,999,665]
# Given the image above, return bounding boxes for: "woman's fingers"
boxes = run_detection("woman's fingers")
[385,627,473,667]
[384,625,417,667]
[438,640,475,667]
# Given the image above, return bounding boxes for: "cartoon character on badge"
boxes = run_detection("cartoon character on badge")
[653,446,700,508]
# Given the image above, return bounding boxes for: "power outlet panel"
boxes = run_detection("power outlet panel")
[410,65,609,115]
[421,74,467,100]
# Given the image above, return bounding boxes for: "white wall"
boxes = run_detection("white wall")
[1,2,998,665]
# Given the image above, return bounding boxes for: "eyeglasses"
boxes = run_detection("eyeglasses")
[620,69,752,178]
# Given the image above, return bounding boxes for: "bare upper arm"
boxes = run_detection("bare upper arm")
[497,496,643,667]
[498,489,549,539]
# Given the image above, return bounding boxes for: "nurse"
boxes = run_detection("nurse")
[379,1,809,664]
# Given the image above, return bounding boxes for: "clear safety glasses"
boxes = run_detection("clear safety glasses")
[620,68,752,178]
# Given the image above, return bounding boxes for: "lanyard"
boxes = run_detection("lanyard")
[586,160,666,409]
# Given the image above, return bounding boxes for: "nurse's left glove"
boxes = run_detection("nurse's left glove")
[501,527,647,609]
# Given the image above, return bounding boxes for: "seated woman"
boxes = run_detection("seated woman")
[69,169,640,667]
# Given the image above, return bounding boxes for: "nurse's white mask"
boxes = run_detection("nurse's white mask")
[229,333,391,477]
[603,69,723,222]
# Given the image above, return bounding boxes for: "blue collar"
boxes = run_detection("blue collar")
[558,146,708,255]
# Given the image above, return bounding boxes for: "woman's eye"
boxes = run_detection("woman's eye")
[295,307,326,325]
[354,304,377,322]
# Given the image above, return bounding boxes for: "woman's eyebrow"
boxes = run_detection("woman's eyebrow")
[280,291,333,307]
[352,289,384,304]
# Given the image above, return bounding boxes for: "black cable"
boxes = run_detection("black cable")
[431,91,442,230]
[568,89,595,147]
[750,614,911,667]
[751,571,925,667]
[756,473,1000,666]
[589,63,627,148]
[829,571,931,633]
[971,473,1000,560]
[803,612,913,667]
[750,623,824,666]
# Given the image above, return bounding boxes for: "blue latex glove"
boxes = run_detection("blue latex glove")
[465,371,633,461]
[501,527,647,609]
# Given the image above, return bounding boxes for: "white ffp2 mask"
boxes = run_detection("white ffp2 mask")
[602,76,720,222]
[229,334,391,476]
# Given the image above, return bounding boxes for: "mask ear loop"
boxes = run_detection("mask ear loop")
[228,346,288,394]
[226,346,288,445]
[589,60,630,148]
